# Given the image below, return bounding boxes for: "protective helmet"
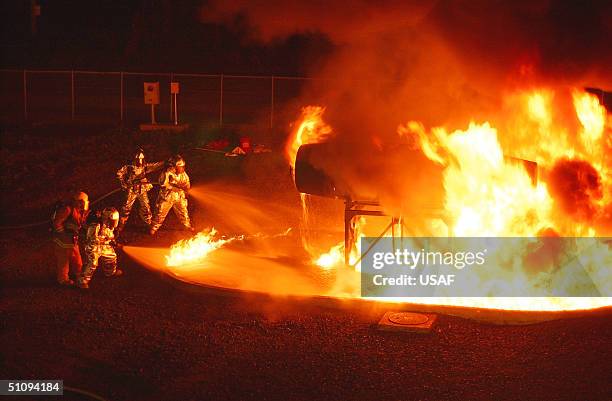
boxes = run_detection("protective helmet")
[173,155,185,173]
[101,207,120,229]
[73,191,89,211]
[173,155,185,167]
[133,148,145,166]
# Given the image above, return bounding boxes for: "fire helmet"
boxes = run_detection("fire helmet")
[134,148,145,166]
[172,155,186,172]
[101,207,120,229]
[73,191,89,211]
[173,155,185,167]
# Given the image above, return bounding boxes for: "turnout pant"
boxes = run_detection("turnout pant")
[80,246,118,285]
[53,242,82,283]
[121,189,152,225]
[150,191,191,233]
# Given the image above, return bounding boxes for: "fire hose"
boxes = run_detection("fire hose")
[194,147,227,154]
[0,187,123,230]
[0,178,190,231]
[1,147,226,231]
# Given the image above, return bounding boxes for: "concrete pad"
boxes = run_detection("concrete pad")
[377,311,437,333]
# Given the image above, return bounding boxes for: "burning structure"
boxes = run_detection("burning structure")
[280,87,611,311]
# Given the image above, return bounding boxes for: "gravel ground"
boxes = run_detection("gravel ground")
[1,123,611,401]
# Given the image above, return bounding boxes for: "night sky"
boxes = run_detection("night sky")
[0,0,335,75]
[2,0,610,79]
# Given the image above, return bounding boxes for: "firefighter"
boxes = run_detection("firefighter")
[149,155,194,235]
[52,191,89,286]
[78,207,122,289]
[116,148,164,231]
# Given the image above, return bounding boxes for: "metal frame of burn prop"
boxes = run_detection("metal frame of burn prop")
[343,200,450,267]
[343,158,538,267]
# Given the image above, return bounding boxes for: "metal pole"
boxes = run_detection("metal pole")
[169,72,173,121]
[120,72,124,122]
[270,75,274,129]
[71,70,75,120]
[174,93,178,125]
[23,70,27,121]
[219,74,224,126]
[344,208,352,266]
[349,221,395,268]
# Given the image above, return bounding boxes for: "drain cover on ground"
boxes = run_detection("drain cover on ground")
[388,312,430,325]
[378,311,437,333]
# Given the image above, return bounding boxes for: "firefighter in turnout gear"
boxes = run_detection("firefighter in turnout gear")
[149,155,193,235]
[116,148,164,230]
[52,191,89,286]
[78,207,122,289]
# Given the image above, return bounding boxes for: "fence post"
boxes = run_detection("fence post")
[120,71,124,123]
[23,70,27,121]
[169,72,173,121]
[71,70,75,120]
[219,74,224,127]
[270,75,274,129]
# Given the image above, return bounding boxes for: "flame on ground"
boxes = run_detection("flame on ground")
[165,228,240,268]
[314,216,366,270]
[165,225,293,269]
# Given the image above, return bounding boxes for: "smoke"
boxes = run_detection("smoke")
[200,0,612,229]
[200,0,612,87]
[201,0,612,131]
[200,0,436,43]
[548,158,605,222]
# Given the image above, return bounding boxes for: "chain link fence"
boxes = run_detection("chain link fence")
[0,69,327,129]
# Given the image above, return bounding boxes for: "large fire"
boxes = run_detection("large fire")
[402,120,555,237]
[406,89,609,239]
[286,87,611,311]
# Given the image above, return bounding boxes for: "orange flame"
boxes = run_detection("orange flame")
[403,120,554,236]
[314,217,365,270]
[285,106,333,176]
[166,228,240,267]
[401,88,611,237]
[574,90,606,157]
[314,242,344,270]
